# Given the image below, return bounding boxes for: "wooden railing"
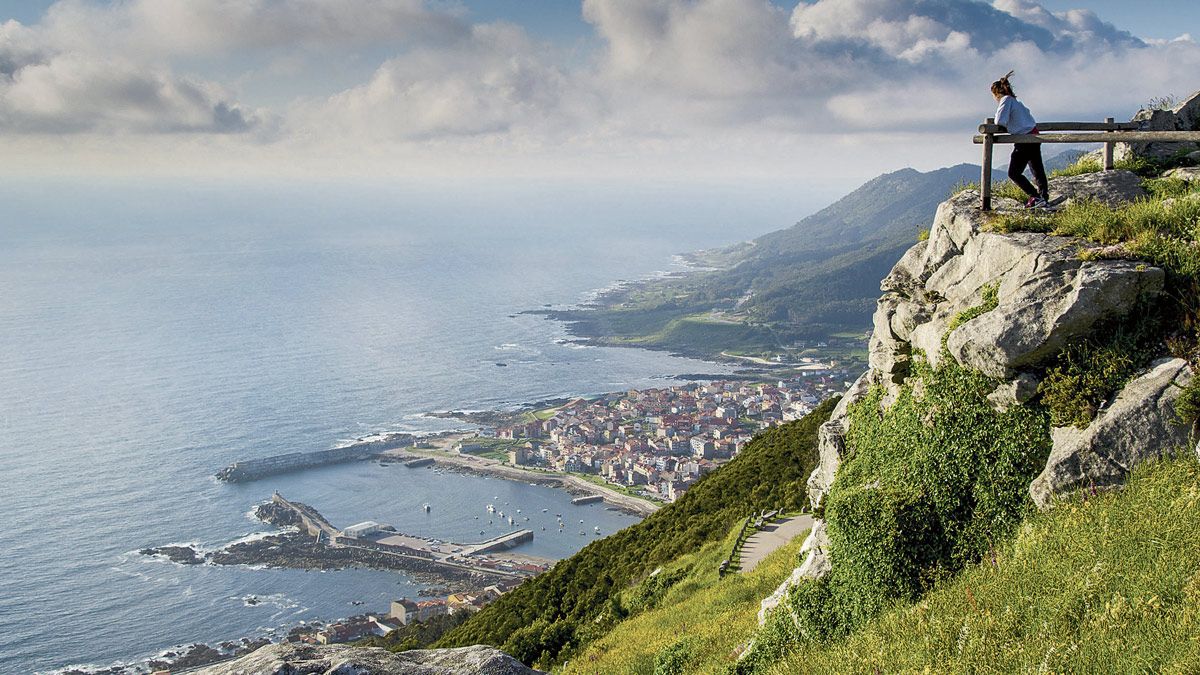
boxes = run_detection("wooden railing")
[973,118,1200,210]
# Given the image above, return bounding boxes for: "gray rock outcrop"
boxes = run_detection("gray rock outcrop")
[1029,358,1195,509]
[806,374,871,509]
[872,178,1162,381]
[194,643,542,675]
[1116,90,1200,161]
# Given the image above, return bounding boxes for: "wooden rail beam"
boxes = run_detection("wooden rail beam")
[978,121,1139,133]
[974,130,1200,144]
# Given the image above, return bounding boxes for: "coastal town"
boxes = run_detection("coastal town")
[452,368,856,505]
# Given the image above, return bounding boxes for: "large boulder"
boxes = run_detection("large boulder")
[870,177,1163,380]
[194,643,542,675]
[1050,169,1147,206]
[1030,358,1196,509]
[758,520,830,625]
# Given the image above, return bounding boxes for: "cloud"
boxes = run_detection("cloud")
[4,0,1200,179]
[294,21,595,142]
[36,0,472,57]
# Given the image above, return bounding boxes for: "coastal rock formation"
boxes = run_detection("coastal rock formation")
[1030,358,1195,508]
[873,176,1163,381]
[194,642,543,675]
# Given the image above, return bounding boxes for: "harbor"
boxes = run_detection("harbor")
[266,493,551,580]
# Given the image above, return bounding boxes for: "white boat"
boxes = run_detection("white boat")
[422,503,431,512]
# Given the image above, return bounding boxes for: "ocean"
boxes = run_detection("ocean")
[0,179,818,674]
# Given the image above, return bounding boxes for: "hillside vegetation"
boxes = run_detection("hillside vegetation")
[563,524,808,674]
[433,398,836,668]
[773,458,1200,674]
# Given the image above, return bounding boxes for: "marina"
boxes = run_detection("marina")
[269,494,550,579]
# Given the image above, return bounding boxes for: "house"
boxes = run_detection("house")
[389,598,420,625]
[416,599,447,622]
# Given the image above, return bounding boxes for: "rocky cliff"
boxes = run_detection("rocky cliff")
[757,92,1200,638]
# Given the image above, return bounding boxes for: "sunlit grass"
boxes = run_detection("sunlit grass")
[773,458,1200,674]
[564,526,808,674]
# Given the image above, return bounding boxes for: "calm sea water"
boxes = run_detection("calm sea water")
[0,179,817,674]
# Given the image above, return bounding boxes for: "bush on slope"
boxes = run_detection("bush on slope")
[434,398,837,667]
[774,458,1200,673]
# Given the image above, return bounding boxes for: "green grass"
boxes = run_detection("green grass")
[772,457,1200,674]
[990,188,1200,421]
[946,282,999,334]
[1051,156,1103,178]
[993,180,1030,202]
[564,526,808,674]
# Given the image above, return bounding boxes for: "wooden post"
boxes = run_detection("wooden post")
[981,117,994,211]
[1103,117,1115,171]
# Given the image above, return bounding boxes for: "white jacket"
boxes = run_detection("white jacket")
[995,95,1038,135]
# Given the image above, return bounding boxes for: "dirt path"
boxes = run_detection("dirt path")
[739,514,813,573]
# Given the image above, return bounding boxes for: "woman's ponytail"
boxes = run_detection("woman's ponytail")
[990,70,1015,98]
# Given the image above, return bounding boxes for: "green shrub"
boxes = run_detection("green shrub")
[740,356,1052,671]
[917,228,930,242]
[1176,378,1200,428]
[653,636,698,675]
[1038,308,1166,428]
[626,566,690,614]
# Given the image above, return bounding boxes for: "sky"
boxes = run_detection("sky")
[2,0,1199,187]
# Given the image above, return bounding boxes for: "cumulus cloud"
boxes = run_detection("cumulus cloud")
[296,22,589,142]
[4,0,1200,177]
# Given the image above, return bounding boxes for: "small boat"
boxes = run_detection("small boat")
[496,362,508,367]
[594,526,601,533]
[516,509,521,513]
[580,519,585,524]
[579,531,585,536]
[474,515,479,519]
[246,596,259,606]
[480,530,485,535]
[541,527,546,531]
[541,509,548,513]
[422,503,431,512]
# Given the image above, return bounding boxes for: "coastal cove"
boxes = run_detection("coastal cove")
[0,185,790,675]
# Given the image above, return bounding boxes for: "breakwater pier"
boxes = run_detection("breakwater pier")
[267,493,548,579]
[216,432,415,482]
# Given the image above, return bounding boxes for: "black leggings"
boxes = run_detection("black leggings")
[1009,143,1049,200]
